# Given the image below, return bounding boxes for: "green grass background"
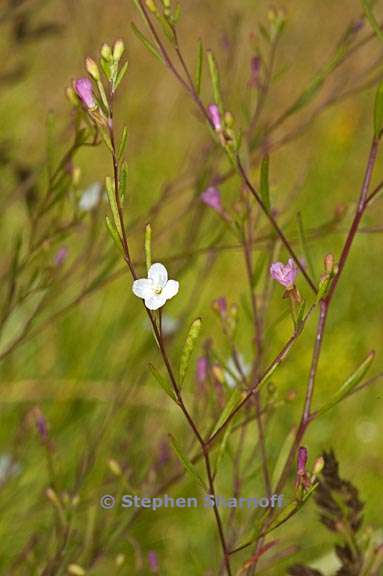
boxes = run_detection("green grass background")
[0,0,382,574]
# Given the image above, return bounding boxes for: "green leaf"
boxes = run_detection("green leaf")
[114,60,128,91]
[105,216,123,253]
[361,0,383,43]
[315,351,375,417]
[157,14,176,44]
[260,155,271,212]
[250,485,317,543]
[214,421,233,475]
[374,81,383,138]
[207,50,223,111]
[117,126,128,161]
[149,363,176,401]
[195,39,204,96]
[99,128,114,154]
[131,22,164,64]
[105,176,122,236]
[100,57,113,82]
[119,162,128,203]
[169,434,206,489]
[271,427,296,489]
[210,388,243,437]
[179,318,202,385]
[287,75,324,117]
[145,223,152,273]
[96,80,109,111]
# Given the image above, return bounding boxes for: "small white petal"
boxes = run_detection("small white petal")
[145,294,167,310]
[148,263,168,288]
[79,182,102,211]
[162,280,179,301]
[132,278,153,299]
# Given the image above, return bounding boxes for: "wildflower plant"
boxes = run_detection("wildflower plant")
[60,1,383,571]
[1,1,383,575]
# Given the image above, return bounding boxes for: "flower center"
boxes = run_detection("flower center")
[154,286,163,295]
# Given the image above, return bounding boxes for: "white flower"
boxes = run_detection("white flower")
[225,355,251,388]
[0,453,21,485]
[132,263,179,310]
[79,182,102,211]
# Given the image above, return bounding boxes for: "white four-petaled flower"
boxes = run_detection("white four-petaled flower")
[132,263,179,310]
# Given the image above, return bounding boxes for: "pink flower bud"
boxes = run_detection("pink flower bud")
[201,186,222,213]
[74,78,96,109]
[148,551,159,573]
[196,356,208,384]
[270,258,298,288]
[208,104,222,131]
[54,246,68,267]
[31,407,48,442]
[297,446,308,476]
[213,297,227,317]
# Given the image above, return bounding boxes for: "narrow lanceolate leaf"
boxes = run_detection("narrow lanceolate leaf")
[195,39,204,96]
[169,434,206,489]
[374,81,383,138]
[131,22,164,64]
[96,80,109,111]
[268,488,316,534]
[260,155,271,212]
[207,51,223,111]
[149,363,176,401]
[105,216,123,253]
[315,351,375,417]
[210,388,243,438]
[105,176,122,236]
[114,60,128,91]
[119,162,128,203]
[179,318,202,385]
[117,127,128,161]
[271,427,296,490]
[361,0,383,43]
[145,224,152,273]
[214,420,233,475]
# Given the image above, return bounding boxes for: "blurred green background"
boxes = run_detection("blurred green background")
[0,0,382,574]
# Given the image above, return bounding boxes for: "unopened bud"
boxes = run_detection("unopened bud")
[101,43,113,61]
[324,253,335,274]
[208,104,222,132]
[85,57,100,80]
[224,111,234,128]
[31,406,48,442]
[113,39,125,61]
[108,458,122,476]
[212,297,227,317]
[66,86,79,107]
[46,487,60,506]
[312,456,325,476]
[72,495,80,507]
[212,365,225,384]
[145,0,158,13]
[72,166,81,186]
[67,564,86,576]
[116,554,125,567]
[297,446,308,476]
